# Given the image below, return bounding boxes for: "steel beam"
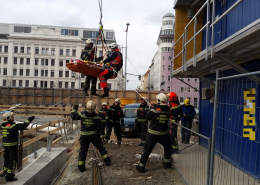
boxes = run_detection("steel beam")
[189,71,215,86]
[175,77,200,92]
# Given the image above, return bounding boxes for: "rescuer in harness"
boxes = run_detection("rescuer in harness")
[167,92,181,154]
[80,39,103,96]
[98,102,108,141]
[71,101,110,172]
[0,112,35,181]
[104,99,124,145]
[99,43,123,97]
[136,93,172,173]
[135,97,149,146]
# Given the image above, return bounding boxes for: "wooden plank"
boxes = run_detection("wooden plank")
[49,126,64,134]
[23,122,50,136]
[52,137,62,146]
[23,132,49,147]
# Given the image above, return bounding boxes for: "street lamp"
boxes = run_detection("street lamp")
[124,22,130,90]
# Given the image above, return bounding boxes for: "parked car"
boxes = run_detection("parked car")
[121,103,139,134]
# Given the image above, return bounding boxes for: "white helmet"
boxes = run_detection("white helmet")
[115,98,121,104]
[109,43,118,49]
[141,97,148,102]
[3,112,14,121]
[102,102,107,106]
[156,93,168,105]
[86,100,96,113]
[86,39,93,45]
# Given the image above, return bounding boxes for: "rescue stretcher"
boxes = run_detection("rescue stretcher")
[66,59,117,79]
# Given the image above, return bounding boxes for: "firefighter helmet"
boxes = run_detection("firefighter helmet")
[156,93,168,105]
[184,99,190,106]
[102,102,107,106]
[2,112,14,122]
[115,98,121,104]
[86,39,93,45]
[167,92,178,102]
[86,100,96,113]
[109,43,118,49]
[141,97,148,102]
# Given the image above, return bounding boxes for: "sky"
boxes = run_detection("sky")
[0,0,175,90]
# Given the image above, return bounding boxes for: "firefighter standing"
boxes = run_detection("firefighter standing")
[0,112,35,181]
[98,102,108,140]
[99,43,123,97]
[80,39,103,96]
[71,101,110,172]
[104,99,124,145]
[135,97,149,146]
[136,93,172,173]
[167,92,181,154]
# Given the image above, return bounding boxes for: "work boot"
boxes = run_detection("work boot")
[163,162,172,169]
[181,140,184,143]
[117,141,121,145]
[184,139,189,144]
[100,87,109,97]
[171,148,179,154]
[5,174,17,182]
[0,171,7,177]
[138,142,144,146]
[78,165,86,172]
[104,157,111,166]
[90,87,99,96]
[136,165,145,173]
[83,87,89,96]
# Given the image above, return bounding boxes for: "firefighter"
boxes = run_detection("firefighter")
[98,102,108,140]
[71,101,110,172]
[99,43,123,97]
[136,93,172,173]
[104,99,124,145]
[0,112,35,181]
[167,92,181,154]
[80,39,103,96]
[135,97,149,146]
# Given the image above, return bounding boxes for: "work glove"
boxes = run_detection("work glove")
[73,105,79,110]
[28,116,35,122]
[120,119,124,126]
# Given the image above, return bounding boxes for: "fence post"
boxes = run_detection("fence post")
[209,70,219,185]
[46,134,54,152]
[207,137,212,185]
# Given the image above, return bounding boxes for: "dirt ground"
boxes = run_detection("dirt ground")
[56,135,185,185]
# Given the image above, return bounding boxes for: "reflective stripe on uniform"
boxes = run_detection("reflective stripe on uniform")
[3,167,8,171]
[137,119,147,122]
[148,129,168,135]
[3,142,18,146]
[80,131,97,135]
[1,124,16,129]
[72,109,77,113]
[138,161,144,167]
[25,120,30,124]
[78,161,85,165]
[164,159,171,163]
[172,145,178,149]
[109,119,119,123]
[102,154,108,159]
[101,120,107,122]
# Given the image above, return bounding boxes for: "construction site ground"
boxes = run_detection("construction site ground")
[56,133,185,185]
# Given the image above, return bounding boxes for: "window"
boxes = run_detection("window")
[168,65,171,71]
[106,32,114,39]
[65,71,69,77]
[59,60,63,66]
[35,69,38,76]
[161,29,173,35]
[25,80,29,87]
[35,58,39,65]
[195,78,198,82]
[34,81,38,87]
[26,69,30,76]
[51,59,55,66]
[46,48,49,55]
[20,58,24,65]
[162,56,164,61]
[13,69,17,75]
[50,81,54,88]
[21,47,24,53]
[41,59,44,65]
[168,56,171,60]
[35,47,39,54]
[4,46,8,52]
[42,47,45,54]
[12,80,16,87]
[66,60,69,64]
[19,80,23,87]
[162,65,165,70]
[3,80,6,87]
[81,73,84,78]
[3,68,7,75]
[26,58,30,65]
[45,59,48,66]
[40,81,44,88]
[59,71,63,77]
[59,81,62,88]
[41,70,44,77]
[188,78,191,82]
[194,98,198,108]
[167,87,170,91]
[51,70,54,77]
[194,88,198,92]
[27,47,31,54]
[51,48,55,55]
[20,69,23,76]
[61,29,78,36]
[60,49,63,55]
[187,87,190,92]
[181,87,184,92]
[162,76,164,81]
[71,82,75,88]
[187,97,191,100]
[14,26,31,33]
[65,82,68,88]
[66,49,70,56]
[0,46,2,52]
[161,47,172,52]
[4,57,8,64]
[45,70,48,77]
[180,97,184,102]
[14,46,18,53]
[168,76,171,81]
[72,49,76,56]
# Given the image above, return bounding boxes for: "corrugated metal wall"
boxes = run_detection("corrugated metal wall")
[199,62,260,178]
[202,0,260,49]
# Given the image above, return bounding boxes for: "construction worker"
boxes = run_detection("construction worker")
[99,43,123,97]
[71,101,110,172]
[80,39,103,96]
[180,99,196,144]
[98,102,108,140]
[167,92,181,154]
[135,97,149,146]
[136,93,172,173]
[0,112,35,181]
[104,99,124,145]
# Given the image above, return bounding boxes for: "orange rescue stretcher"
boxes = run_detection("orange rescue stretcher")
[66,59,117,79]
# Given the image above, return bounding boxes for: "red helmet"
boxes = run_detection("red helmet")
[167,92,178,102]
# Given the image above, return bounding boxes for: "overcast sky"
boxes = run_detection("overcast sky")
[0,0,174,90]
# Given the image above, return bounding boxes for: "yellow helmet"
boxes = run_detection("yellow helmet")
[184,99,190,106]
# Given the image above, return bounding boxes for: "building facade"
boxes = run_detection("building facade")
[140,69,150,91]
[148,13,199,108]
[0,23,122,90]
